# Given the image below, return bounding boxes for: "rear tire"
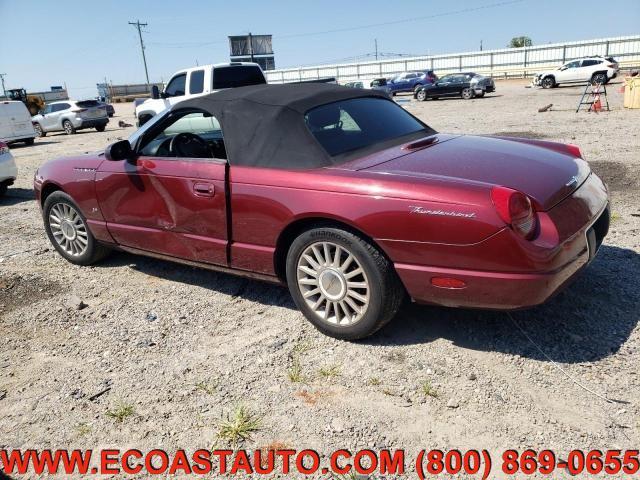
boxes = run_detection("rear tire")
[95,125,106,132]
[286,227,405,340]
[0,183,7,198]
[24,138,35,145]
[33,123,45,137]
[43,191,111,265]
[591,72,607,85]
[461,87,475,99]
[63,120,76,135]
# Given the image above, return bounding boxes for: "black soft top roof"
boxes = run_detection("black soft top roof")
[177,83,391,169]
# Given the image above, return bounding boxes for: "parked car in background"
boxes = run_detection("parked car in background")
[0,100,36,145]
[0,141,18,197]
[414,72,495,101]
[532,56,619,88]
[34,83,609,340]
[388,71,437,95]
[343,80,365,89]
[32,100,109,136]
[135,62,266,126]
[370,78,392,95]
[97,101,115,117]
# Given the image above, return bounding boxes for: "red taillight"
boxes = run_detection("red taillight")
[491,186,537,239]
[566,143,582,158]
[0,141,9,155]
[73,108,87,113]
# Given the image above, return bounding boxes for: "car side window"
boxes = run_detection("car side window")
[189,70,205,94]
[564,61,580,69]
[165,73,187,97]
[43,105,53,114]
[581,59,600,67]
[139,112,226,160]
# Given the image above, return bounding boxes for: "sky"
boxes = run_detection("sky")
[0,0,638,98]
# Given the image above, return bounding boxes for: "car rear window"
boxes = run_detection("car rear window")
[212,66,266,89]
[304,97,430,158]
[76,100,99,108]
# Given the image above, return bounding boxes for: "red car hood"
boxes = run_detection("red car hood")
[354,134,591,210]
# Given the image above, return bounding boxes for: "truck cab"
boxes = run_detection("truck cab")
[135,62,266,126]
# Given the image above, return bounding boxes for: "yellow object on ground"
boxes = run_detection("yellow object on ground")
[624,77,640,109]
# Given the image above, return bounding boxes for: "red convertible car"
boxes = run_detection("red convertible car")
[34,84,609,340]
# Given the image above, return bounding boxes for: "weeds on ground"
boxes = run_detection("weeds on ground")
[105,402,135,423]
[216,405,262,447]
[75,422,91,436]
[287,358,305,383]
[318,364,341,379]
[421,381,438,398]
[367,377,381,386]
[195,380,217,395]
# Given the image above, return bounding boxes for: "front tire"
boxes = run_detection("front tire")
[286,227,404,340]
[63,120,76,135]
[416,90,427,102]
[43,191,110,265]
[542,77,555,89]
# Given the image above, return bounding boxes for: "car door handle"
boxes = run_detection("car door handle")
[193,182,215,197]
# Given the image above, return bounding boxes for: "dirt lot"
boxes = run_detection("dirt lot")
[1,79,639,477]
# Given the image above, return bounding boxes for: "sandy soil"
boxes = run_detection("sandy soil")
[1,79,639,478]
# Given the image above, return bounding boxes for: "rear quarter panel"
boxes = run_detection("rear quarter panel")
[229,166,503,274]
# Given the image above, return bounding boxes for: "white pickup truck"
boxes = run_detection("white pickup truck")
[135,62,267,126]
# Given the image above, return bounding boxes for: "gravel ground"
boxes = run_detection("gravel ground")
[1,79,639,478]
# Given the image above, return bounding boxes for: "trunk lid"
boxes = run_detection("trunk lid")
[358,134,589,210]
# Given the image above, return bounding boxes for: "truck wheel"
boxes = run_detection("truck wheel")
[63,120,76,135]
[33,123,46,137]
[286,227,405,340]
[43,191,111,265]
[461,88,475,99]
[542,77,555,89]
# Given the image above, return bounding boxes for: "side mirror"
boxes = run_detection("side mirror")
[105,140,133,161]
[151,85,160,100]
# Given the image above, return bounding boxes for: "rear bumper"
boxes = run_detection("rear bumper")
[78,118,108,129]
[395,177,609,309]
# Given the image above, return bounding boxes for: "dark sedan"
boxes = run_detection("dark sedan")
[414,72,495,101]
[97,101,115,117]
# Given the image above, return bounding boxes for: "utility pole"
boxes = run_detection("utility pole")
[0,73,6,97]
[374,39,378,60]
[480,39,483,51]
[248,32,254,62]
[129,20,150,84]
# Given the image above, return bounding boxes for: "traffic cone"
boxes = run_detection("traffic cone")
[593,95,602,112]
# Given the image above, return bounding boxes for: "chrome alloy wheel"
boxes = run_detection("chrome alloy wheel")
[296,241,370,325]
[48,203,88,257]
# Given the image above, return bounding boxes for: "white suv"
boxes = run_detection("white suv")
[533,56,619,88]
[32,100,109,136]
[135,62,266,126]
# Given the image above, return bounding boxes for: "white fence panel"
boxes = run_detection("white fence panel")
[264,35,640,84]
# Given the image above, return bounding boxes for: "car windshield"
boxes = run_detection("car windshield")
[304,97,432,158]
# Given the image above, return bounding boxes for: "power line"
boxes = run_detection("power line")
[129,20,150,84]
[146,0,525,49]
